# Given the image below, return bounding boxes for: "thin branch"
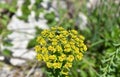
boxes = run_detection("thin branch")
[57,13,68,26]
[25,61,37,77]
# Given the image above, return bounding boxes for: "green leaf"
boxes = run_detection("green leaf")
[23,0,31,5]
[9,7,16,12]
[0,15,9,26]
[0,3,9,9]
[2,29,12,38]
[80,70,87,77]
[89,68,96,77]
[35,27,42,35]
[18,0,31,21]
[27,38,37,49]
[0,3,16,13]
[18,15,28,22]
[91,39,104,47]
[45,12,55,22]
[113,43,120,47]
[2,49,12,57]
[47,21,57,27]
[35,0,43,5]
[1,19,8,26]
[3,40,13,46]
[0,29,3,34]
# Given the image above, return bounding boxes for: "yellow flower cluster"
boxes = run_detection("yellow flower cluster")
[35,27,87,76]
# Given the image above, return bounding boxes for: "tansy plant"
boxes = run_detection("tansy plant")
[35,27,87,77]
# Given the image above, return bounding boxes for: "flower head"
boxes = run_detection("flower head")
[35,27,87,76]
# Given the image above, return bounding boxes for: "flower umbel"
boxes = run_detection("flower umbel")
[35,27,87,76]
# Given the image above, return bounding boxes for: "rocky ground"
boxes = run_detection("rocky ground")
[0,0,48,77]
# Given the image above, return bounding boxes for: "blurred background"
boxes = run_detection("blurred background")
[0,0,120,77]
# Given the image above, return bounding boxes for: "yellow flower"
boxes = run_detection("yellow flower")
[80,48,83,52]
[83,45,87,51]
[56,35,60,39]
[41,39,46,45]
[36,54,43,61]
[53,62,62,69]
[59,54,66,61]
[36,36,43,42]
[79,35,85,40]
[48,46,56,52]
[78,43,84,47]
[76,52,83,60]
[35,27,87,76]
[69,41,75,45]
[57,27,64,31]
[46,62,52,68]
[43,54,49,62]
[35,45,41,52]
[41,47,47,53]
[64,62,72,68]
[56,45,63,52]
[37,36,46,45]
[79,40,84,43]
[64,44,71,52]
[71,30,78,35]
[51,27,56,31]
[75,37,79,42]
[74,47,79,54]
[71,35,77,39]
[64,44,70,48]
[64,48,71,52]
[61,39,67,44]
[61,68,69,75]
[59,34,64,38]
[71,45,76,49]
[61,71,68,75]
[61,31,68,36]
[41,29,49,36]
[49,32,54,38]
[49,55,57,61]
[52,41,57,45]
[52,39,57,42]
[67,55,74,62]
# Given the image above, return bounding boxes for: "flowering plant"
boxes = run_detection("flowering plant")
[35,27,87,77]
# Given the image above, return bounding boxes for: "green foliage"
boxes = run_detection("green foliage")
[18,0,44,21]
[99,25,120,77]
[44,12,56,26]
[18,0,31,21]
[83,0,120,77]
[27,27,43,49]
[0,0,16,34]
[0,0,120,77]
[35,27,43,34]
[33,0,44,20]
[18,0,58,27]
[3,39,13,46]
[2,49,12,57]
[100,47,120,77]
[0,1,16,30]
[0,1,16,59]
[0,1,16,13]
[27,38,37,49]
